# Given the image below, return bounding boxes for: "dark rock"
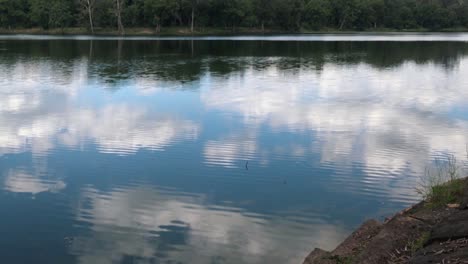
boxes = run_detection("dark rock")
[429,210,468,243]
[462,197,468,209]
[460,180,468,209]
[410,237,468,264]
[410,250,468,264]
[409,206,455,226]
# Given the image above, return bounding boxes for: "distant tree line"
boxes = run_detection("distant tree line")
[1,0,468,34]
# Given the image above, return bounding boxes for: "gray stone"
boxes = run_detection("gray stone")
[429,210,468,242]
[410,238,468,264]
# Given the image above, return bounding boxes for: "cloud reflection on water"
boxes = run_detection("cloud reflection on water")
[0,61,199,157]
[201,60,468,202]
[3,168,66,194]
[1,39,468,263]
[71,185,347,264]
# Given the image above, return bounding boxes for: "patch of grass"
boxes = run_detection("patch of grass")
[428,179,464,206]
[409,232,431,253]
[416,154,465,208]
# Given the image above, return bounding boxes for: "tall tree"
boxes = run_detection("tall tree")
[330,0,359,29]
[2,0,468,32]
[48,0,72,30]
[0,0,27,29]
[189,0,198,32]
[80,0,96,33]
[304,0,332,29]
[144,0,166,32]
[29,0,50,28]
[274,0,305,30]
[254,0,274,32]
[221,0,252,30]
[114,0,124,34]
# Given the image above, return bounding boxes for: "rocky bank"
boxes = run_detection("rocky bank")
[304,178,468,264]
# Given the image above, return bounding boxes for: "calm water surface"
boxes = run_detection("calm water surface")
[1,34,468,264]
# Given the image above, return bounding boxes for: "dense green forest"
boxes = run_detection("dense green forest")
[1,0,467,34]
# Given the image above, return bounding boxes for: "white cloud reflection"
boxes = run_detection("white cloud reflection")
[201,60,468,202]
[3,168,66,194]
[0,60,199,157]
[3,155,65,195]
[59,105,199,155]
[71,185,347,264]
[204,135,258,168]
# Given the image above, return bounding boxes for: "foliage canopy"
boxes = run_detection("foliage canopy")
[0,0,467,32]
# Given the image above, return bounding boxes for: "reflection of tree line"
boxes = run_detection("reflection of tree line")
[2,40,468,85]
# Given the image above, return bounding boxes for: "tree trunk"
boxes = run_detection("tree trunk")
[88,3,94,34]
[296,15,302,31]
[339,15,347,30]
[156,20,161,33]
[261,21,264,33]
[81,0,95,34]
[191,6,195,33]
[116,0,124,35]
[176,14,183,27]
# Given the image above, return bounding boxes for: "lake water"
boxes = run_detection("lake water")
[1,34,468,264]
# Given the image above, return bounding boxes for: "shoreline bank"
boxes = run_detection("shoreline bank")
[303,178,468,264]
[1,27,468,37]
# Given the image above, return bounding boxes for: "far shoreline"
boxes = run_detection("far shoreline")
[1,27,468,37]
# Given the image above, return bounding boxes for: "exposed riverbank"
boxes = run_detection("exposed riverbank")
[304,178,468,264]
[1,27,468,36]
